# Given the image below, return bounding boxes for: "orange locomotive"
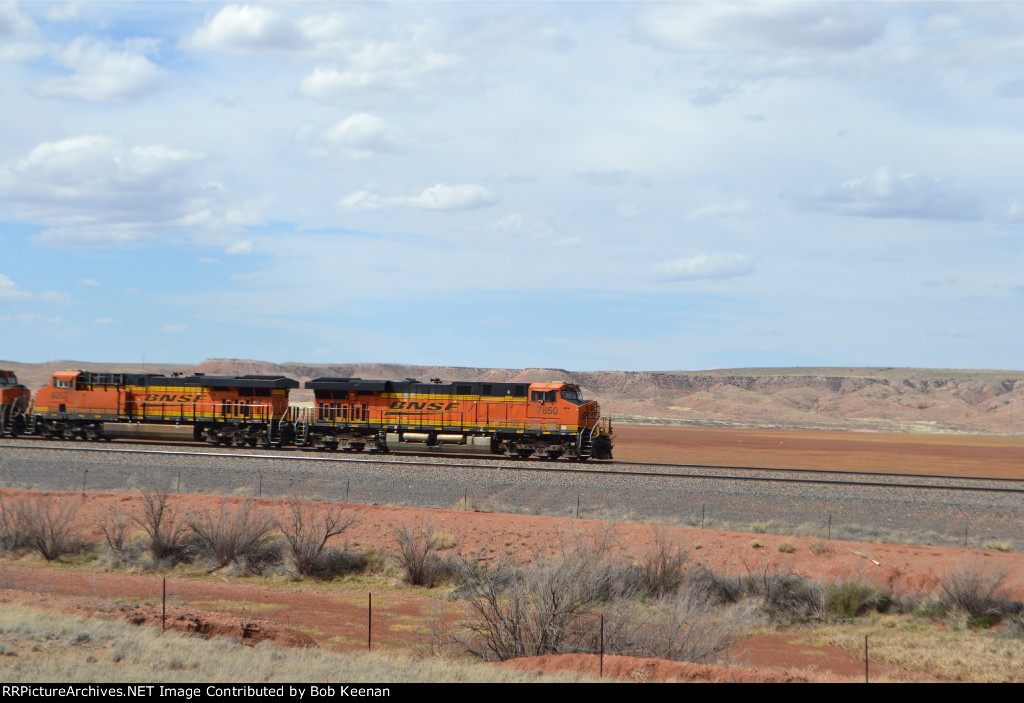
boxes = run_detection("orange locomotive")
[300,378,613,459]
[3,369,613,459]
[0,370,31,437]
[30,370,298,446]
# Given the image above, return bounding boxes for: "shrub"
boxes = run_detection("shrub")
[189,499,275,570]
[277,497,357,577]
[809,541,829,556]
[0,496,27,554]
[748,563,821,618]
[394,523,451,587]
[8,494,83,561]
[983,542,1013,553]
[98,508,130,557]
[939,561,1020,625]
[685,564,745,605]
[131,486,191,564]
[777,541,795,554]
[823,579,889,619]
[633,535,688,598]
[454,534,754,664]
[455,533,630,660]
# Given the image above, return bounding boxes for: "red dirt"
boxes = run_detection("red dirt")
[2,424,1023,682]
[612,424,1024,477]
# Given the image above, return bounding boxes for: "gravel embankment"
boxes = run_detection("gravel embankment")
[1,440,1022,550]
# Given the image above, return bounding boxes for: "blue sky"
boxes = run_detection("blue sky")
[1,1,1022,371]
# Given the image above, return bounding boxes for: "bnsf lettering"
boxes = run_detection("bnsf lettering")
[144,393,201,403]
[388,401,458,411]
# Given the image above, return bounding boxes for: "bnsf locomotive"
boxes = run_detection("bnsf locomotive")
[0,369,613,460]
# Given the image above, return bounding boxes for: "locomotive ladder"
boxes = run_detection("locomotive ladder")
[292,407,310,446]
[577,424,595,459]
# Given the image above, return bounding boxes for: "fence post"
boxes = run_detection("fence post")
[368,592,372,651]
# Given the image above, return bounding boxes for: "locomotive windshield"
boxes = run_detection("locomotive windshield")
[561,389,583,404]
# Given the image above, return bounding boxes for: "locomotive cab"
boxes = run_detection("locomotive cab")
[520,381,610,459]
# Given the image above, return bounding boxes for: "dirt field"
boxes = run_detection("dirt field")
[613,424,1024,477]
[1,424,1023,682]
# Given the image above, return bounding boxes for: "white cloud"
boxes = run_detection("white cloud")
[39,290,70,304]
[1004,197,1024,223]
[616,202,643,220]
[186,7,466,105]
[298,40,461,104]
[653,254,755,281]
[0,2,38,37]
[324,113,408,156]
[633,3,884,54]
[489,213,580,247]
[225,241,253,255]
[0,2,44,61]
[199,257,220,265]
[0,135,261,246]
[34,36,165,103]
[182,4,306,53]
[792,167,982,222]
[340,184,499,212]
[77,278,99,287]
[0,274,31,302]
[685,200,750,221]
[45,3,84,22]
[94,317,132,325]
[229,271,262,282]
[15,313,65,324]
[159,323,187,333]
[574,170,650,188]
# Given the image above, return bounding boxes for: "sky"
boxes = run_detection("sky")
[1,1,1022,372]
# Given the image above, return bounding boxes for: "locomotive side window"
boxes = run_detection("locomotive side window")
[531,390,556,403]
[54,378,73,389]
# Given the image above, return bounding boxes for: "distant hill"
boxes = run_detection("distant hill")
[5,359,1023,435]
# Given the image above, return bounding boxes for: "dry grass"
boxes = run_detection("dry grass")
[0,603,598,683]
[813,616,1024,682]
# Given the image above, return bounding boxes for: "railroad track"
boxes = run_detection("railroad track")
[5,440,1022,495]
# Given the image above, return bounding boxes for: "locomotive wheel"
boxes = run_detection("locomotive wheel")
[517,448,533,459]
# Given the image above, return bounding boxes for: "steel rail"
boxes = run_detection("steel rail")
[6,443,1023,494]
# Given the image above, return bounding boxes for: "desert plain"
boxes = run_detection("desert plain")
[1,422,1023,683]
